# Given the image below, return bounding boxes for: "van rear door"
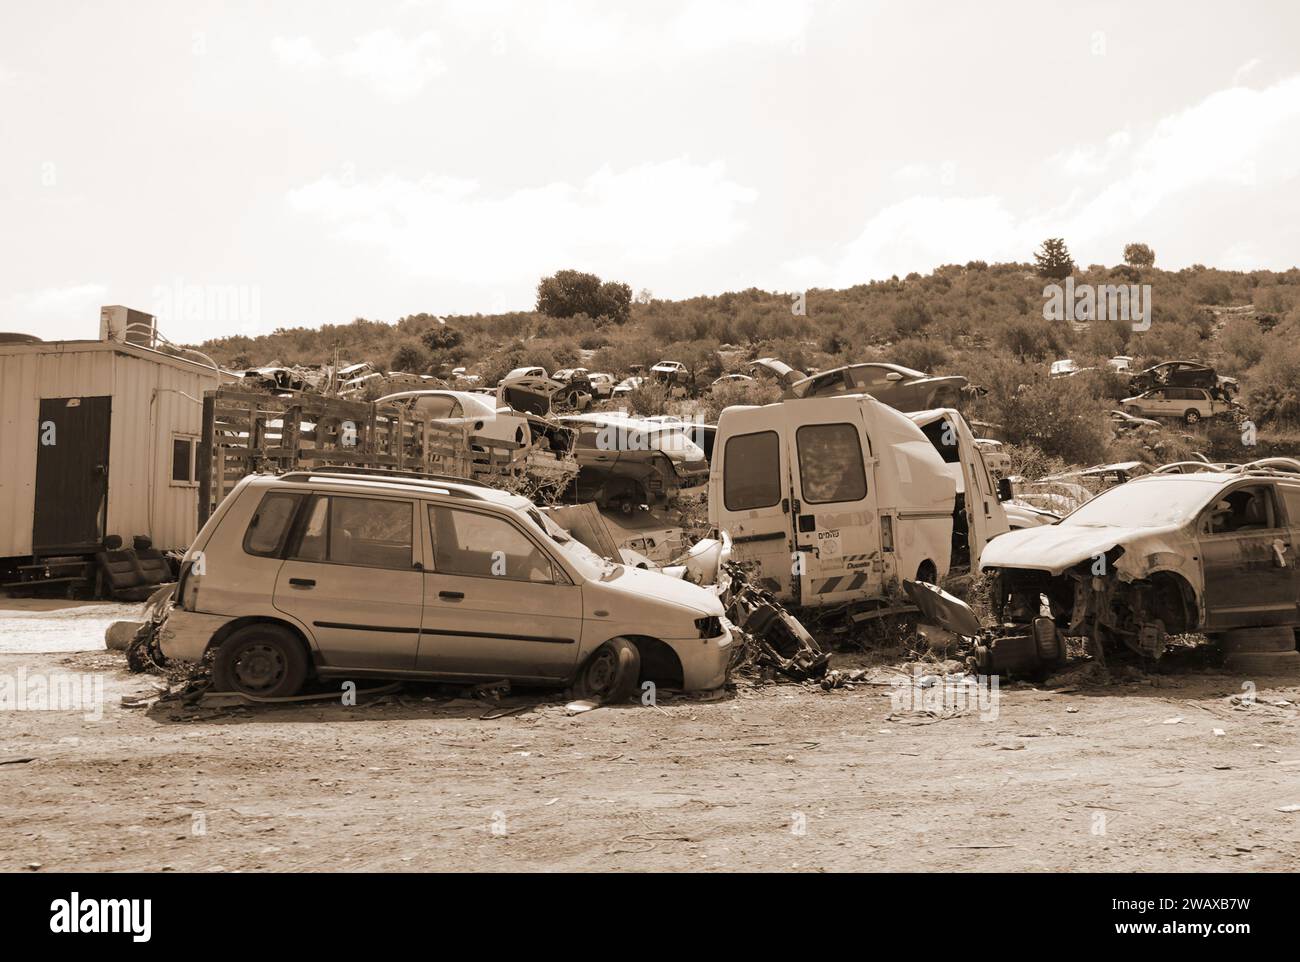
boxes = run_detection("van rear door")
[711,415,794,599]
[788,399,882,606]
[947,411,1008,564]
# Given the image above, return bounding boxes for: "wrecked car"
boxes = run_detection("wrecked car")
[559,412,710,513]
[980,470,1300,658]
[787,362,968,412]
[160,472,733,699]
[1121,386,1239,425]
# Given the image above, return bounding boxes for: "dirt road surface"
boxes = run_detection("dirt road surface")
[2,642,1299,872]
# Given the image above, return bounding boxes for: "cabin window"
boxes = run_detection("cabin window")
[171,436,198,485]
[723,431,781,511]
[796,423,867,504]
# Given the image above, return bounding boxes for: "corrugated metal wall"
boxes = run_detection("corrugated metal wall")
[0,345,219,557]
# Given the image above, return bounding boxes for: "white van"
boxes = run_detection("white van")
[710,395,1008,609]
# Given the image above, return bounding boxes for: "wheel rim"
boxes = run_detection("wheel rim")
[232,642,286,693]
[585,648,617,694]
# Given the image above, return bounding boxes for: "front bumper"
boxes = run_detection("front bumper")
[669,624,734,691]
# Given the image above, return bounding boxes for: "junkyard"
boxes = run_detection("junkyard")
[4,5,1300,906]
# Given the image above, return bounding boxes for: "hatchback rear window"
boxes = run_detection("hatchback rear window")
[796,423,867,504]
[243,492,303,557]
[724,431,781,511]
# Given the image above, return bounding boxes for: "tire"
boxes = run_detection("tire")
[1184,409,1202,424]
[213,624,308,698]
[573,638,641,703]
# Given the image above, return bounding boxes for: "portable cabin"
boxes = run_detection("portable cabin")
[0,337,228,568]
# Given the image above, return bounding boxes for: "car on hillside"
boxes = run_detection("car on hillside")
[587,372,616,399]
[788,362,968,412]
[1121,386,1239,424]
[612,376,645,397]
[1108,409,1161,432]
[710,373,755,390]
[981,470,1300,658]
[159,472,732,698]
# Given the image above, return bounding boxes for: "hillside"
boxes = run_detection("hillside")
[193,261,1300,471]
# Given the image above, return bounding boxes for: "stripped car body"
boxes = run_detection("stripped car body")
[787,362,968,412]
[980,470,1300,658]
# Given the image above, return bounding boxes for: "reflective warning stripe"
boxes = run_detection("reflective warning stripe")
[812,572,870,595]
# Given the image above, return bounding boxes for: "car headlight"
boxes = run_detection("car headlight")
[694,616,722,638]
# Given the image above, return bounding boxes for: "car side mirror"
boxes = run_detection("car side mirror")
[997,477,1014,502]
[886,372,903,381]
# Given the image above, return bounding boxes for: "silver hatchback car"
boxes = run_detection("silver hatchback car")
[161,472,732,700]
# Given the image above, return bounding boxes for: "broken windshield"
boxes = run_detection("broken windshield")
[1060,478,1221,528]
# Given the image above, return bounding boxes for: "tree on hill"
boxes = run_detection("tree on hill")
[1123,243,1155,269]
[390,339,430,373]
[1034,238,1075,279]
[536,270,632,324]
[421,324,463,354]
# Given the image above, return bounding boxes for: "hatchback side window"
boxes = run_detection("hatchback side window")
[289,495,415,569]
[428,506,554,582]
[1279,486,1300,526]
[243,492,304,558]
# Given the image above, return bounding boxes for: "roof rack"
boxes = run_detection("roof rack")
[276,467,496,493]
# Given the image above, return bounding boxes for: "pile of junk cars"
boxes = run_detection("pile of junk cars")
[120,357,1300,703]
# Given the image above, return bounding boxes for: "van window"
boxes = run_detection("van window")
[796,423,867,504]
[289,495,414,569]
[919,418,961,464]
[723,431,781,511]
[243,492,303,558]
[429,506,554,582]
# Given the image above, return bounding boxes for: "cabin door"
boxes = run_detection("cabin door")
[33,396,111,554]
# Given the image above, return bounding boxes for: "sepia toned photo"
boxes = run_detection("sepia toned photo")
[0,2,1296,929]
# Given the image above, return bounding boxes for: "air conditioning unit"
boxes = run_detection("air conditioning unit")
[100,305,156,348]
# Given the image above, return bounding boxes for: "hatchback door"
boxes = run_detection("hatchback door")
[789,401,881,606]
[416,504,583,680]
[273,493,424,670]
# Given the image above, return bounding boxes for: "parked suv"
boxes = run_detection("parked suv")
[160,473,732,698]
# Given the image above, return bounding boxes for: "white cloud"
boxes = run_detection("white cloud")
[287,158,756,290]
[2,284,109,338]
[271,29,444,99]
[271,36,325,71]
[338,29,445,100]
[1050,130,1132,176]
[441,0,814,68]
[1233,57,1262,85]
[827,74,1300,282]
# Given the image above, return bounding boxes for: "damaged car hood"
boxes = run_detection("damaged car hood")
[979,522,1175,575]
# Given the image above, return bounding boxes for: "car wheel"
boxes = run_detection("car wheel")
[213,624,308,698]
[573,638,640,703]
[1184,409,1202,425]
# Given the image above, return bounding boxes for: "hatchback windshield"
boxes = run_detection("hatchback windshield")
[1061,478,1221,528]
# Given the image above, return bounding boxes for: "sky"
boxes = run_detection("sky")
[2,0,1299,343]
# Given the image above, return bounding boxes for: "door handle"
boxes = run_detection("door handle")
[289,578,316,588]
[1272,539,1289,568]
[439,590,464,600]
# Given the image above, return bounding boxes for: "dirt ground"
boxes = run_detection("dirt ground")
[4,620,1300,873]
